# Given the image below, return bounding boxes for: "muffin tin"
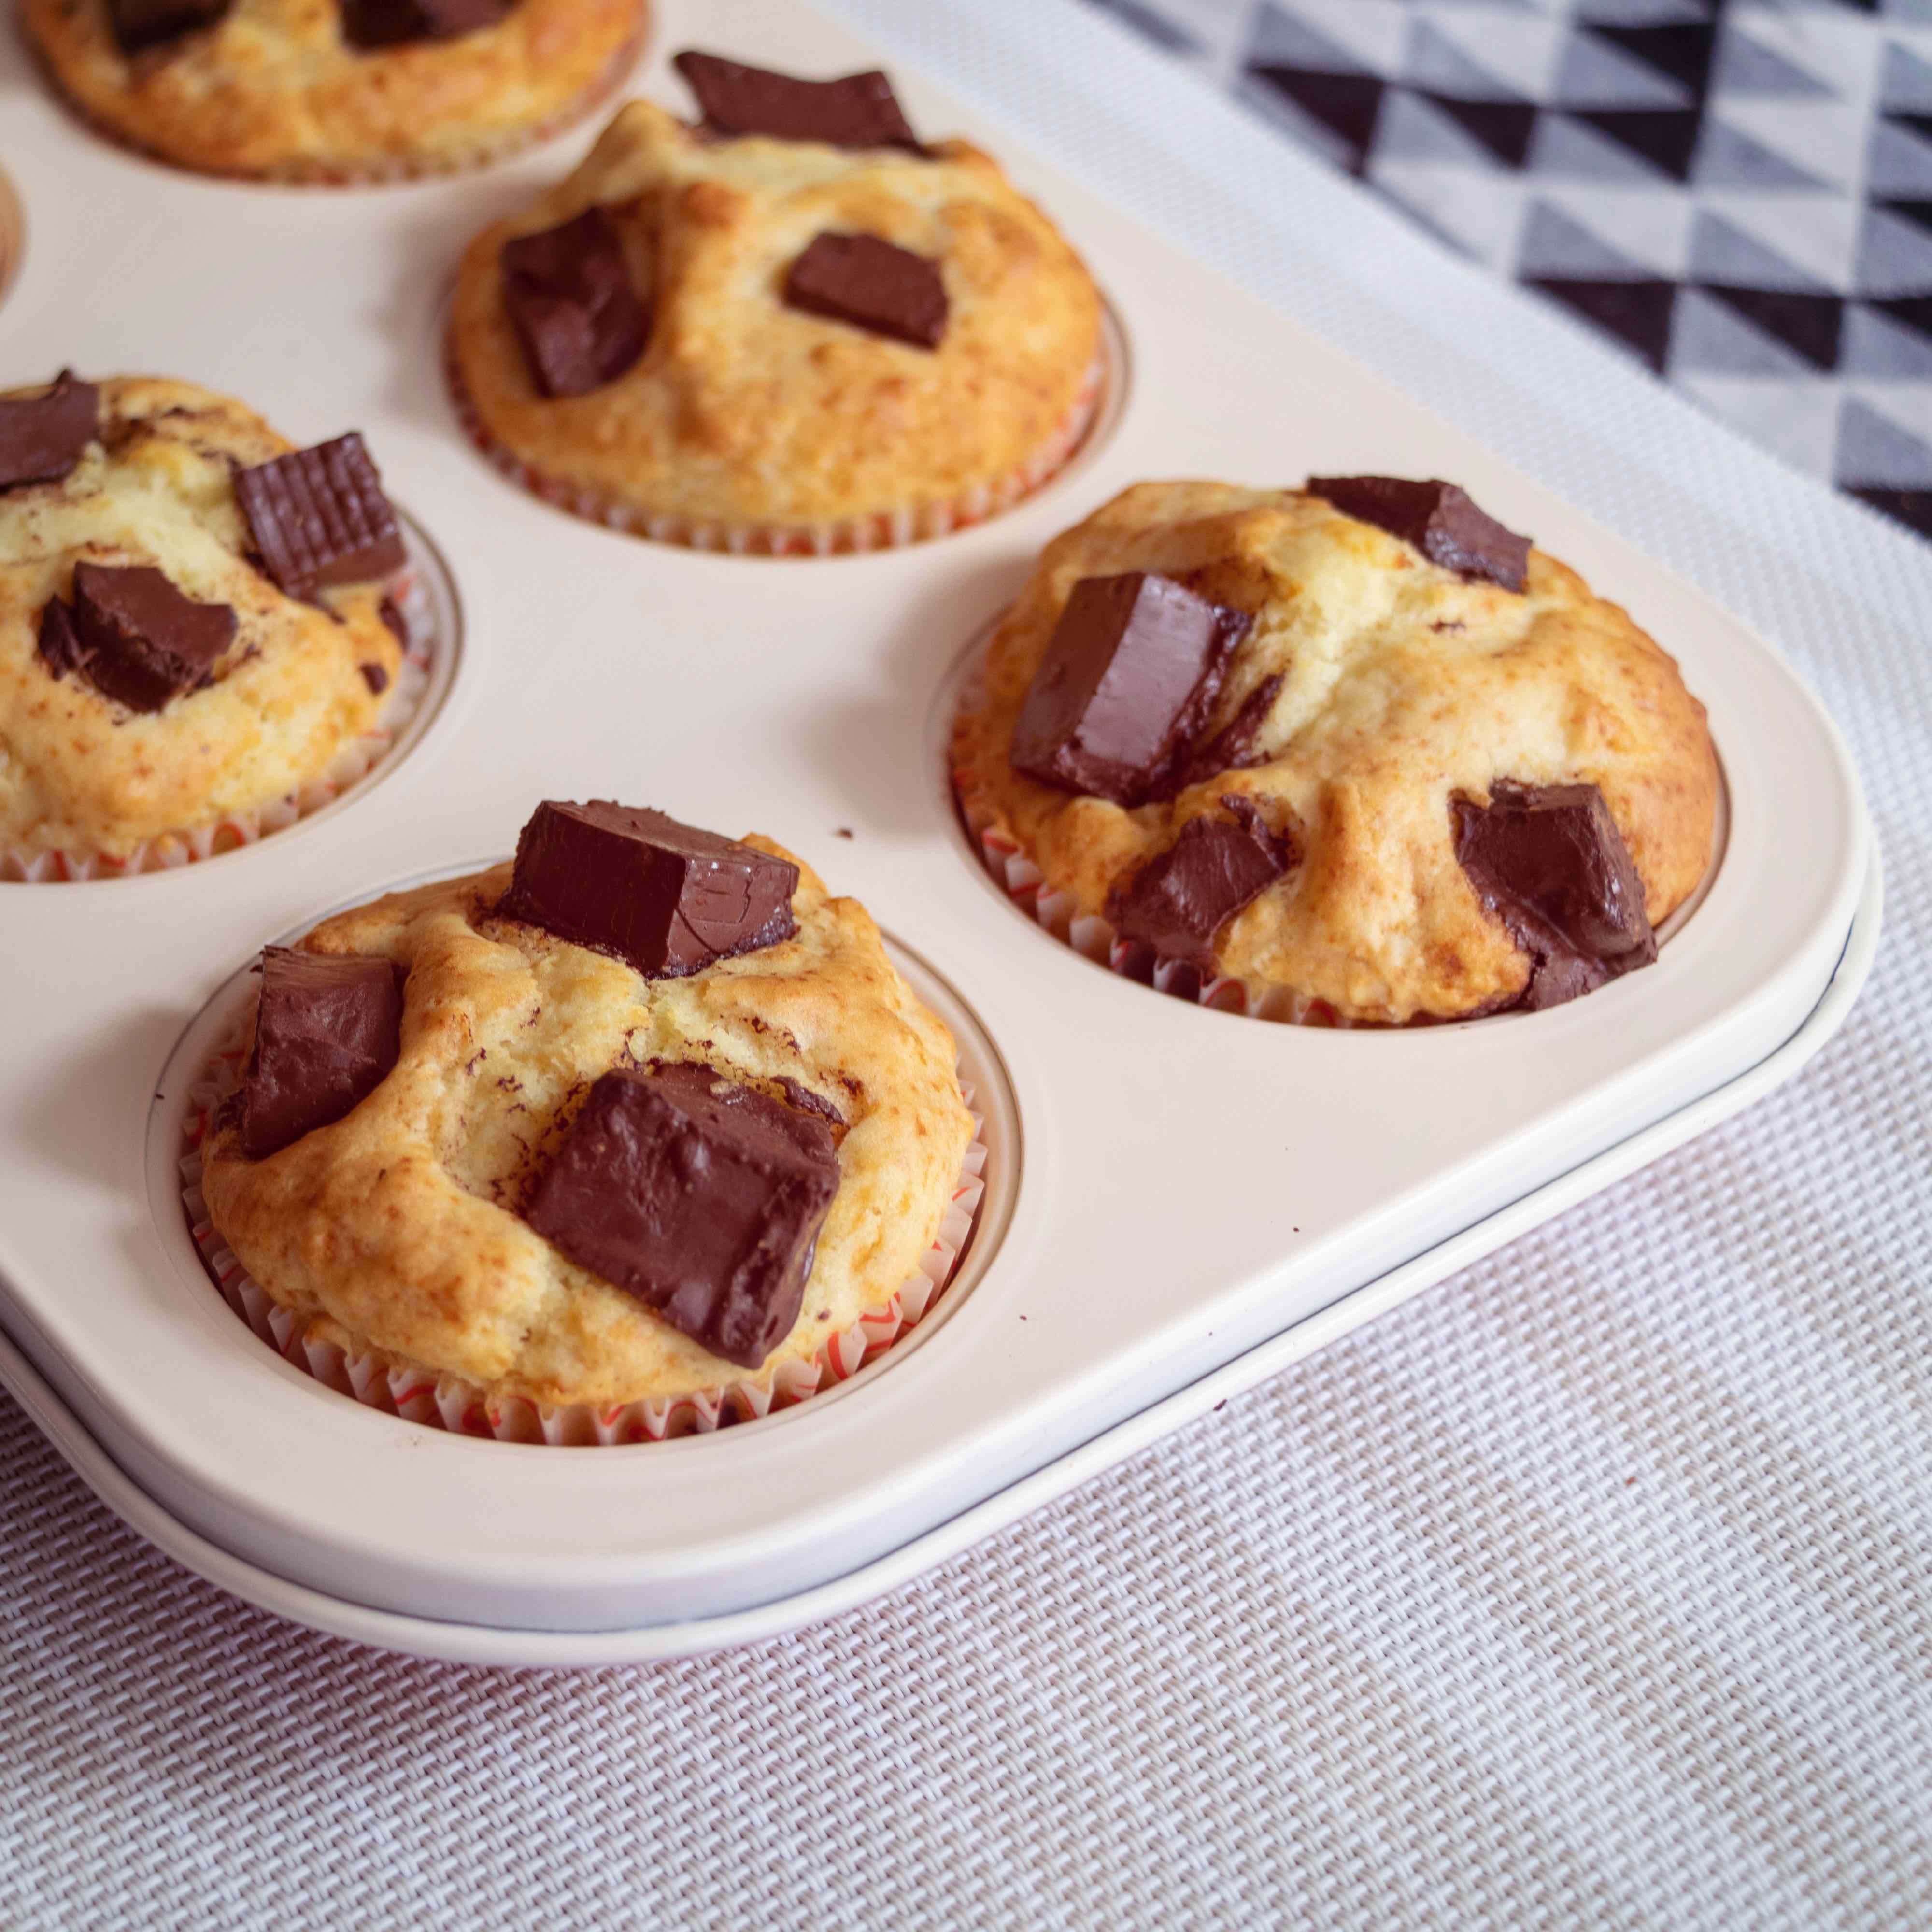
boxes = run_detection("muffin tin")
[0,0,1876,1662]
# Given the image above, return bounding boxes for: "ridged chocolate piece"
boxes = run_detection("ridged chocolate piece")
[238,949,407,1161]
[1453,781,1657,1012]
[500,208,651,399]
[498,801,799,980]
[1011,573,1252,807]
[525,1065,839,1369]
[1308,476,1531,593]
[107,0,230,54]
[1108,801,1296,969]
[61,563,236,713]
[674,50,921,151]
[783,232,948,349]
[339,0,512,47]
[0,371,99,491]
[235,433,407,599]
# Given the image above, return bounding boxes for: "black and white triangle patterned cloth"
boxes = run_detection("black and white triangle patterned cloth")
[1080,0,1932,541]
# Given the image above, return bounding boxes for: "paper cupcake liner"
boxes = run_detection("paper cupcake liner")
[178,1033,990,1445]
[27,14,646,188]
[447,338,1104,556]
[1,566,436,884]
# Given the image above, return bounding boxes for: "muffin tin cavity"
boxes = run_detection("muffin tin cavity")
[3,506,464,884]
[148,888,1017,1445]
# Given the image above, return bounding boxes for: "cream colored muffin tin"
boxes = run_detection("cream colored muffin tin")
[0,0,1875,1663]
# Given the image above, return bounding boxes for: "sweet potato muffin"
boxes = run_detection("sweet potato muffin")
[446,55,1104,552]
[952,479,1719,1024]
[0,373,409,869]
[23,0,646,181]
[199,804,976,1408]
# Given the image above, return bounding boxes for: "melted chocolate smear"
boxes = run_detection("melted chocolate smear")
[108,0,230,54]
[674,50,922,151]
[524,1065,839,1369]
[339,0,512,48]
[235,433,407,599]
[1453,780,1657,1012]
[63,563,236,713]
[783,232,948,349]
[1107,801,1296,970]
[238,949,407,1161]
[1308,476,1531,593]
[498,801,798,980]
[500,208,651,399]
[0,371,99,491]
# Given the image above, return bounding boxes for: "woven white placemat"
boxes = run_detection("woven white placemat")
[4,5,1928,1926]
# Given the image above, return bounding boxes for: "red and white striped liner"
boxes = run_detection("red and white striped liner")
[1,567,435,884]
[178,1036,989,1446]
[447,339,1104,557]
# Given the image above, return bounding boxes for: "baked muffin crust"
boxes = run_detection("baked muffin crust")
[952,481,1719,1024]
[0,376,405,864]
[199,847,974,1407]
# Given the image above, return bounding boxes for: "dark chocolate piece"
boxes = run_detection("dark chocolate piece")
[500,209,651,399]
[238,948,407,1161]
[773,1076,846,1134]
[782,232,948,349]
[1453,780,1657,1012]
[673,50,921,151]
[35,597,85,680]
[378,596,409,645]
[1011,573,1252,807]
[359,661,390,695]
[499,801,798,979]
[107,0,231,54]
[1169,672,1284,795]
[524,1065,839,1369]
[1108,801,1295,969]
[69,563,236,712]
[0,372,99,491]
[338,0,512,48]
[1307,476,1531,593]
[235,433,407,599]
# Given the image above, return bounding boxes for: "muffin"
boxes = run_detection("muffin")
[193,801,980,1438]
[952,479,1719,1024]
[22,0,647,182]
[0,372,417,876]
[446,52,1105,553]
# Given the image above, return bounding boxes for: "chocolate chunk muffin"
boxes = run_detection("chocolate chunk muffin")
[952,479,1718,1024]
[0,373,412,873]
[22,0,647,181]
[197,802,976,1417]
[446,55,1104,552]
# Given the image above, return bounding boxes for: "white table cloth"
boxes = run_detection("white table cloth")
[3,4,1927,1924]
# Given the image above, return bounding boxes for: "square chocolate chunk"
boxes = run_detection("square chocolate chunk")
[70,563,236,713]
[1107,802,1295,969]
[238,949,407,1161]
[783,232,948,350]
[339,0,512,48]
[525,1065,839,1369]
[500,208,651,399]
[107,0,230,54]
[1453,780,1657,1012]
[1010,573,1252,806]
[674,50,922,151]
[0,371,99,492]
[1308,476,1531,593]
[498,802,799,979]
[235,433,407,599]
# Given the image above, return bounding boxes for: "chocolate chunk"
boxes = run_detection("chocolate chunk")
[1308,476,1531,593]
[35,597,85,679]
[674,50,921,151]
[499,801,798,979]
[359,661,389,695]
[773,1076,846,1134]
[338,0,512,47]
[1108,802,1295,969]
[782,232,948,350]
[1453,781,1657,1012]
[1170,672,1284,794]
[1011,573,1252,807]
[0,372,99,491]
[68,563,236,712]
[107,0,230,54]
[235,434,407,599]
[237,948,407,1161]
[500,208,651,399]
[378,596,409,645]
[524,1065,839,1369]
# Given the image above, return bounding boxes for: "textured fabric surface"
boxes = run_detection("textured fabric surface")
[6,3,1932,1927]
